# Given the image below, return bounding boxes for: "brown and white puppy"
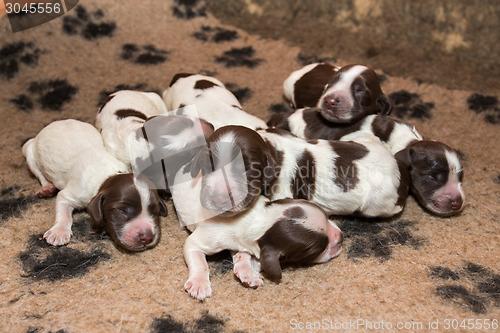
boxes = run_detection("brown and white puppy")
[191,125,408,218]
[282,63,392,122]
[22,119,166,251]
[269,111,465,216]
[162,73,267,130]
[95,90,168,167]
[170,159,342,300]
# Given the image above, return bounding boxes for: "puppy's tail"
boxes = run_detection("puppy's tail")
[21,138,34,158]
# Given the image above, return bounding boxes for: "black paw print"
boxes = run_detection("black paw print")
[429,262,500,314]
[296,53,337,66]
[10,79,78,112]
[225,83,252,104]
[467,93,500,125]
[62,6,116,40]
[337,218,424,261]
[19,232,111,281]
[0,41,41,79]
[388,90,434,119]
[193,26,239,43]
[121,44,169,65]
[152,312,225,333]
[0,185,38,221]
[215,46,263,69]
[269,103,293,113]
[172,0,207,19]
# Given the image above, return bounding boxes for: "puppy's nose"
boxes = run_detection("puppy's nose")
[325,95,340,108]
[450,195,463,211]
[137,230,154,244]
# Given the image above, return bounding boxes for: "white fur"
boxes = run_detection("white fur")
[163,74,267,130]
[95,90,167,167]
[170,166,341,301]
[258,130,404,217]
[317,65,368,109]
[22,119,129,246]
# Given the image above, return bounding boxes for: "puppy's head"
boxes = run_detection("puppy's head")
[87,173,167,252]
[258,199,343,281]
[395,141,465,216]
[190,126,278,216]
[317,65,391,123]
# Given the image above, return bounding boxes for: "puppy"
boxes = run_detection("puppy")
[269,111,465,216]
[282,63,392,122]
[170,161,342,300]
[191,125,409,218]
[95,90,168,167]
[22,119,167,251]
[163,73,267,130]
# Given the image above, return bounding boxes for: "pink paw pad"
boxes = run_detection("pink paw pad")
[37,184,57,198]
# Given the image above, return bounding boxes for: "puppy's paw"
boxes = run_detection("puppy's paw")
[234,266,263,288]
[36,184,57,198]
[43,226,72,246]
[184,277,212,301]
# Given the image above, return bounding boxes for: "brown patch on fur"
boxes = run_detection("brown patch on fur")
[194,79,220,89]
[98,94,115,113]
[169,72,194,87]
[293,63,337,108]
[291,149,316,200]
[396,159,410,207]
[371,115,395,143]
[258,218,329,281]
[302,108,364,140]
[330,141,369,192]
[114,109,148,121]
[283,206,305,219]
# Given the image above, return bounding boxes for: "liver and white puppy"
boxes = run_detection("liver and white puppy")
[170,161,342,300]
[192,125,408,218]
[22,119,167,251]
[269,111,465,216]
[95,90,168,167]
[282,63,392,122]
[163,73,267,130]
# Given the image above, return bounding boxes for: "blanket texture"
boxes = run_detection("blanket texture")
[0,1,498,332]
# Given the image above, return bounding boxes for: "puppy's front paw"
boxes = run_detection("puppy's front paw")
[44,226,72,246]
[234,266,263,288]
[184,277,212,301]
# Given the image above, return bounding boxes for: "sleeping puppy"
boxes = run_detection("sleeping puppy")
[95,90,168,167]
[22,119,167,251]
[170,161,342,300]
[191,125,409,218]
[162,73,267,130]
[282,63,392,122]
[269,112,465,216]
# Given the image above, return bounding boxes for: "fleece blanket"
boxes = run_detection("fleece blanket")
[0,1,498,332]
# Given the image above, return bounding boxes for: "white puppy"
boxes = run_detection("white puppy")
[162,73,267,130]
[22,119,166,250]
[95,90,168,167]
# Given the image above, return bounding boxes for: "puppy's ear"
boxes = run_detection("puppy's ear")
[159,199,168,217]
[259,245,282,282]
[190,146,211,178]
[87,192,105,229]
[376,95,392,115]
[394,146,415,169]
[262,147,278,189]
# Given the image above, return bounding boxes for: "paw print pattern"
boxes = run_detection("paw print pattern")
[192,26,239,43]
[0,186,38,221]
[215,46,263,69]
[0,41,41,79]
[19,232,111,281]
[337,219,424,261]
[296,53,337,66]
[467,93,500,125]
[388,90,434,119]
[224,83,252,104]
[269,103,292,114]
[121,44,169,65]
[10,79,78,112]
[62,6,116,40]
[152,312,225,333]
[172,0,207,19]
[429,262,500,314]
